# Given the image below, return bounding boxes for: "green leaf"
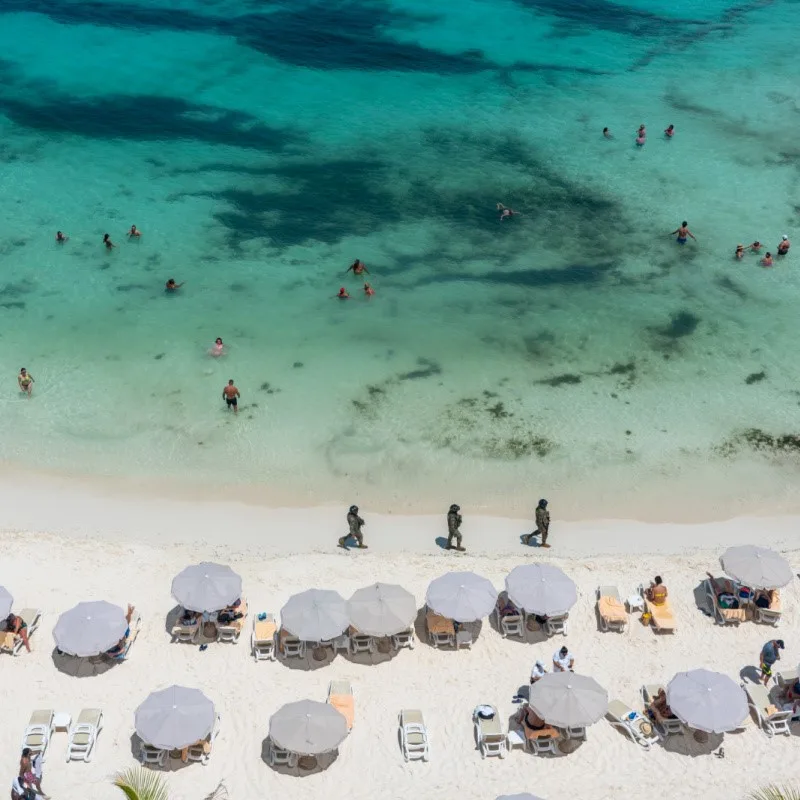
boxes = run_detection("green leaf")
[113,767,170,800]
[750,787,800,800]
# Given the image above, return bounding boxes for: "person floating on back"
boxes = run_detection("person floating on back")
[339,505,367,549]
[222,379,240,414]
[670,221,696,245]
[497,203,521,222]
[446,504,465,551]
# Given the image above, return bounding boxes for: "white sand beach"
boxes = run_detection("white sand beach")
[2,472,799,800]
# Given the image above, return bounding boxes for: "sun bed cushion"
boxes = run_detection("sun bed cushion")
[598,595,627,623]
[329,695,354,729]
[254,620,276,640]
[645,598,676,630]
[426,612,455,636]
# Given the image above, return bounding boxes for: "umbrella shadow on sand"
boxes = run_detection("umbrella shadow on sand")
[260,737,340,775]
[129,733,201,772]
[489,592,550,644]
[276,646,338,672]
[52,649,116,678]
[412,607,484,649]
[661,730,725,757]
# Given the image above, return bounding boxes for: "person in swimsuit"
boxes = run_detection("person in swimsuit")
[19,750,48,800]
[603,127,613,138]
[55,231,68,243]
[664,124,675,138]
[363,282,375,297]
[636,124,646,146]
[777,235,790,255]
[17,368,34,397]
[337,287,350,299]
[496,203,521,222]
[222,379,240,414]
[646,576,668,605]
[749,241,762,252]
[518,703,547,732]
[650,689,676,719]
[761,252,773,267]
[105,604,135,660]
[128,225,141,238]
[735,244,745,260]
[165,278,184,291]
[346,259,369,276]
[5,613,31,652]
[103,233,116,249]
[210,337,224,357]
[670,221,696,244]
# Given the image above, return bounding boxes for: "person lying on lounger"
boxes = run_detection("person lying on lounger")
[705,572,746,609]
[105,604,135,659]
[650,689,677,719]
[497,597,518,617]
[516,703,547,732]
[218,598,244,624]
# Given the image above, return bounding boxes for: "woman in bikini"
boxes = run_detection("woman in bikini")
[5,613,31,652]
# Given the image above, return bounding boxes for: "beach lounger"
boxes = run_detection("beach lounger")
[456,629,473,649]
[704,579,746,626]
[2,608,42,656]
[139,743,168,768]
[66,708,103,762]
[188,713,221,764]
[107,610,141,662]
[171,609,200,644]
[349,633,377,656]
[268,740,298,768]
[597,587,627,633]
[21,710,54,760]
[776,668,798,689]
[606,699,659,749]
[472,705,506,758]
[426,610,455,648]
[252,614,277,661]
[399,709,429,762]
[217,597,247,643]
[742,682,792,737]
[392,628,415,650]
[278,629,306,659]
[328,680,355,730]
[755,590,782,627]
[641,684,683,735]
[498,613,524,639]
[639,586,676,633]
[545,613,568,636]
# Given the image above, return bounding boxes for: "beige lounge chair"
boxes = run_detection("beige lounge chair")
[252,614,277,661]
[472,705,506,758]
[640,586,676,633]
[217,597,248,643]
[21,710,54,759]
[171,609,200,644]
[755,590,782,627]
[328,680,354,730]
[426,610,455,648]
[705,579,746,626]
[641,684,683,735]
[2,608,41,656]
[67,709,103,762]
[742,682,792,737]
[399,709,429,761]
[607,699,659,749]
[597,587,627,633]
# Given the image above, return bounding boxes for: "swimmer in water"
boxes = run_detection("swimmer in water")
[364,282,375,297]
[777,235,790,256]
[761,252,773,267]
[337,287,350,299]
[17,368,34,397]
[749,241,762,252]
[670,221,696,245]
[497,203,521,222]
[346,259,369,276]
[103,233,116,249]
[664,124,675,138]
[128,224,141,238]
[222,379,240,414]
[165,278,184,291]
[635,124,646,146]
[210,337,224,357]
[55,231,68,243]
[603,127,613,139]
[735,244,745,260]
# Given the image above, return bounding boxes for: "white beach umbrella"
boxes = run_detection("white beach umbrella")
[269,700,348,755]
[0,586,13,619]
[505,564,577,616]
[171,562,242,612]
[425,571,497,622]
[53,601,128,657]
[720,545,792,589]
[281,589,348,641]
[666,669,747,733]
[497,794,546,800]
[135,685,215,750]
[528,672,608,728]
[347,583,416,637]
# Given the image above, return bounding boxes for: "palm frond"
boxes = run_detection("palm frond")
[204,782,229,800]
[750,786,800,800]
[113,767,170,800]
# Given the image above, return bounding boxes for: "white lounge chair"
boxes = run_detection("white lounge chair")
[349,634,377,656]
[742,682,792,737]
[140,743,167,768]
[606,699,659,749]
[545,613,568,636]
[330,634,350,654]
[328,680,354,730]
[66,709,103,762]
[473,705,506,758]
[392,628,415,650]
[705,579,746,626]
[279,634,306,659]
[2,608,42,656]
[188,713,221,764]
[641,684,683,735]
[597,587,627,633]
[171,610,200,644]
[269,740,298,768]
[217,597,247,643]
[499,614,524,639]
[776,668,798,689]
[529,731,559,756]
[755,591,782,627]
[456,629,473,649]
[562,725,586,741]
[399,709,429,761]
[21,710,54,760]
[252,615,277,661]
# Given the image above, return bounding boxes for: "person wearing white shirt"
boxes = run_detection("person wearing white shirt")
[530,660,548,684]
[553,646,574,672]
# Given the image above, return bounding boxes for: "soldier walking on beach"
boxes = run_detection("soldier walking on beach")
[523,499,550,547]
[339,505,367,549]
[446,504,465,551]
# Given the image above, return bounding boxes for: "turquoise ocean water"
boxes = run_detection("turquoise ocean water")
[0,0,799,519]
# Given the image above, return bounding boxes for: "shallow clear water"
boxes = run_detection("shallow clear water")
[1,0,799,518]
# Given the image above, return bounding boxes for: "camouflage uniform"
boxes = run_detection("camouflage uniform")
[535,504,550,546]
[447,509,463,550]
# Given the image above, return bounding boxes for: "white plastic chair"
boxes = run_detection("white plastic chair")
[529,733,559,755]
[21,710,54,760]
[742,682,792,737]
[499,614,524,639]
[268,740,298,768]
[399,709,429,761]
[140,743,167,768]
[281,638,306,659]
[66,709,103,762]
[545,614,568,636]
[349,634,377,656]
[392,628,415,650]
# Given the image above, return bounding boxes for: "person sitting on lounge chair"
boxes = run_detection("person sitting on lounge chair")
[516,703,547,732]
[645,576,668,605]
[180,608,200,625]
[105,604,135,659]
[650,688,676,719]
[4,613,31,653]
[497,596,518,617]
[754,589,772,609]
[705,572,743,609]
[784,679,800,703]
[218,598,244,625]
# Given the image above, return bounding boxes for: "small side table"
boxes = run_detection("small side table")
[627,595,645,613]
[53,712,72,733]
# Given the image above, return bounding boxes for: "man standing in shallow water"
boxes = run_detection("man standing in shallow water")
[670,221,696,245]
[222,379,240,414]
